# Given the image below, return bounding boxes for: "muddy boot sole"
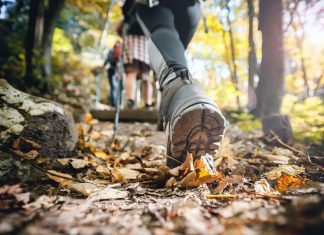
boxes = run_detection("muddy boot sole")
[167,103,225,167]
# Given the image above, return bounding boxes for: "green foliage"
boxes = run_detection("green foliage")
[53,28,73,54]
[206,80,240,111]
[230,112,261,133]
[283,95,324,144]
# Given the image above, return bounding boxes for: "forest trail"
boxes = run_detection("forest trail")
[1,119,323,235]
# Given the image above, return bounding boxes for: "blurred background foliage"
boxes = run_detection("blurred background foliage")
[0,0,323,144]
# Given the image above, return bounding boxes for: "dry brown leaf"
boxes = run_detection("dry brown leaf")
[57,158,89,169]
[46,170,100,196]
[256,151,290,164]
[276,173,307,192]
[88,187,129,200]
[168,153,223,187]
[46,170,74,187]
[118,168,140,180]
[265,165,305,180]
[96,165,111,178]
[272,147,295,158]
[165,177,176,187]
[213,175,244,194]
[169,153,194,177]
[111,167,125,182]
[254,179,280,195]
[111,139,121,151]
[69,183,101,196]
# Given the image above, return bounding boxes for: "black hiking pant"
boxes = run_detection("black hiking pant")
[135,0,202,89]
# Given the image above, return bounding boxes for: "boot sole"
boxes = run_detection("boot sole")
[168,103,225,166]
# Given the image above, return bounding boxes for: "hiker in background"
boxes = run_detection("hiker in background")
[118,12,154,109]
[103,40,122,107]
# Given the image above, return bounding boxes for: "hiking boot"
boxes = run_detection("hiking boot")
[161,73,226,168]
[126,99,136,109]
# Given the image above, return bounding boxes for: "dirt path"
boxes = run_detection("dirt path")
[0,121,323,235]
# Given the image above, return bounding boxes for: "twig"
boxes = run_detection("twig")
[206,194,237,199]
[165,155,182,165]
[269,130,309,158]
[206,193,285,200]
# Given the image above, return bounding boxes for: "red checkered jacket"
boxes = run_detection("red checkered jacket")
[123,34,150,66]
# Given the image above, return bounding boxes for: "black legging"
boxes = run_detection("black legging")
[134,0,201,88]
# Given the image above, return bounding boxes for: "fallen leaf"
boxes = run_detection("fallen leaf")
[94,150,109,160]
[265,165,305,180]
[84,113,93,124]
[213,175,244,194]
[169,153,194,177]
[88,187,129,200]
[254,179,280,195]
[69,183,101,196]
[96,165,111,178]
[168,153,223,187]
[118,168,140,180]
[111,139,121,151]
[111,167,125,182]
[276,173,307,192]
[256,151,290,164]
[46,170,74,187]
[57,158,89,169]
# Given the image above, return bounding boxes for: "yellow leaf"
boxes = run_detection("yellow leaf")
[46,170,74,187]
[94,150,108,160]
[84,113,93,124]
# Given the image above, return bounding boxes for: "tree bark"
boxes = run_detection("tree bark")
[247,0,258,109]
[42,0,65,84]
[294,12,309,98]
[252,0,284,117]
[25,0,65,91]
[262,114,293,144]
[225,0,240,109]
[25,0,44,88]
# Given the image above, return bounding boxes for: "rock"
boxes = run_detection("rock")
[0,79,78,157]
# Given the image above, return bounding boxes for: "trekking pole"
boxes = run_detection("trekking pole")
[112,22,128,140]
[95,73,102,108]
[95,0,118,108]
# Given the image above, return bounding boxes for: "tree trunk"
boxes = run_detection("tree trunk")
[225,0,240,109]
[42,0,65,85]
[25,0,44,88]
[252,0,284,117]
[247,0,258,109]
[294,13,309,98]
[262,114,293,144]
[25,0,65,91]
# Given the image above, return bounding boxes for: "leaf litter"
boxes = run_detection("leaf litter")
[1,118,324,234]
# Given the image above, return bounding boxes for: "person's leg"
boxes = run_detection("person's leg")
[139,63,153,108]
[108,68,117,107]
[124,64,138,108]
[142,81,153,106]
[136,2,226,167]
